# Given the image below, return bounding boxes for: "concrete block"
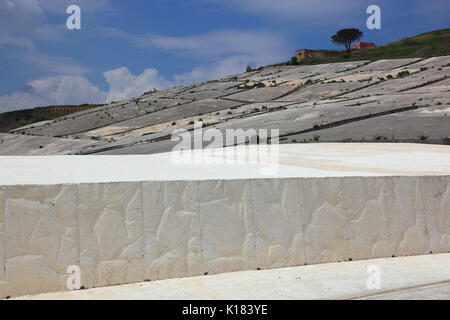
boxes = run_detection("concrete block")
[346,176,430,260]
[199,180,255,274]
[420,176,450,253]
[78,182,144,288]
[251,179,305,269]
[300,178,351,264]
[383,177,429,257]
[3,185,78,297]
[0,144,448,298]
[346,177,391,260]
[143,181,202,280]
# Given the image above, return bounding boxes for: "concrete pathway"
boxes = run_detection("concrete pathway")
[359,282,450,300]
[1,143,450,186]
[13,253,450,300]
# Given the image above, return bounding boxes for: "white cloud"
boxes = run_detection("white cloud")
[0,66,177,112]
[100,28,290,83]
[0,75,105,112]
[29,75,106,104]
[104,67,174,101]
[0,24,294,112]
[0,57,260,112]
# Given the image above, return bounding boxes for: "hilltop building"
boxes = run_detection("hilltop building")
[352,42,376,49]
[295,49,343,62]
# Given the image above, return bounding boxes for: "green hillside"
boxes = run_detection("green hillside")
[0,104,104,133]
[282,28,450,66]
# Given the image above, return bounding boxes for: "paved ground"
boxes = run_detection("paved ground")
[12,253,450,300]
[360,282,450,300]
[1,143,449,185]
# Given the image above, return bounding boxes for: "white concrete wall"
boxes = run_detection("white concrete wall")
[0,176,449,298]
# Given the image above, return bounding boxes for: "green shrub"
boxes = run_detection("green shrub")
[397,70,410,78]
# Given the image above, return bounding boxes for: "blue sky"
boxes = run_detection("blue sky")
[0,0,449,112]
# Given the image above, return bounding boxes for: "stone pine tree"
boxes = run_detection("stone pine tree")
[331,28,363,54]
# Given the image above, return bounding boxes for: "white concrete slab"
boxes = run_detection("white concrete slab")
[0,143,449,185]
[12,253,450,300]
[1,143,448,299]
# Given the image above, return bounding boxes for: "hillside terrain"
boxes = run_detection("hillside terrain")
[280,28,450,66]
[1,53,449,155]
[0,104,104,133]
[2,29,448,134]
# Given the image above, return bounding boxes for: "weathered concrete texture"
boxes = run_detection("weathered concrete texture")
[174,88,243,101]
[143,181,202,280]
[341,72,449,98]
[225,86,297,102]
[78,183,144,288]
[0,174,448,299]
[276,81,374,102]
[288,105,450,144]
[11,99,189,137]
[14,253,450,300]
[299,176,450,264]
[251,179,305,269]
[177,81,243,93]
[86,98,242,136]
[407,77,450,95]
[352,58,422,72]
[3,185,79,297]
[220,98,401,132]
[199,180,255,274]
[0,133,102,156]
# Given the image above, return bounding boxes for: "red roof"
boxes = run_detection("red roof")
[353,42,376,49]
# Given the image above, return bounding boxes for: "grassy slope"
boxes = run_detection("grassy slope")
[275,28,450,67]
[0,105,103,133]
